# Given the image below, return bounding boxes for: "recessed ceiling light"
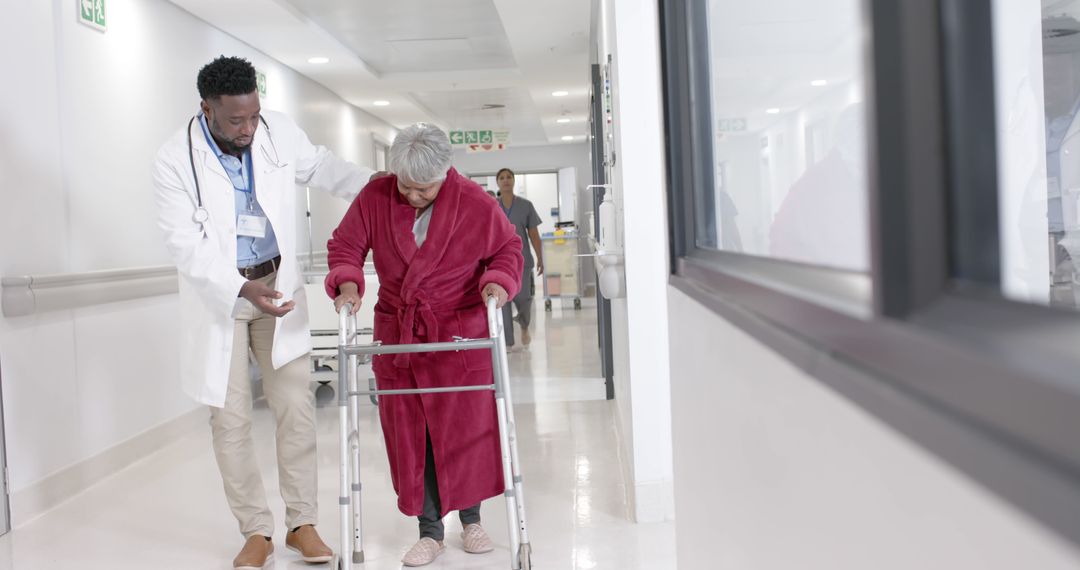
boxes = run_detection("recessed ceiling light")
[552,90,569,97]
[373,100,390,107]
[557,118,571,124]
[561,135,575,141]
[766,108,781,114]
[810,79,828,87]
[308,57,330,64]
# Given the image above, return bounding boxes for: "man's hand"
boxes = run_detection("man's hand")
[368,171,390,183]
[239,280,295,318]
[334,282,362,315]
[482,283,509,308]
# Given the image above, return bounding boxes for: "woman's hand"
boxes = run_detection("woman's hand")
[334,282,362,315]
[482,283,509,308]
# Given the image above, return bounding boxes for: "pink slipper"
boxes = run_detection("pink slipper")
[461,524,494,554]
[402,537,445,567]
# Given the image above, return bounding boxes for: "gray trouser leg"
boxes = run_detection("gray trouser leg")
[418,431,480,540]
[515,295,533,330]
[502,271,535,346]
[459,504,481,526]
[502,302,516,347]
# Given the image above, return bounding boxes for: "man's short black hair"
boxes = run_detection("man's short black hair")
[197,56,257,100]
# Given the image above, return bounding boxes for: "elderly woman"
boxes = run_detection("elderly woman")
[324,124,524,567]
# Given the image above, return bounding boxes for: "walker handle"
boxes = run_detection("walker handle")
[338,302,358,344]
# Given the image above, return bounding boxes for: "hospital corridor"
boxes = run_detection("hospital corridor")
[2,1,1080,569]
[0,303,675,569]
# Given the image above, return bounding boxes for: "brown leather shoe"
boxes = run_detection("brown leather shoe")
[234,535,274,570]
[286,525,333,563]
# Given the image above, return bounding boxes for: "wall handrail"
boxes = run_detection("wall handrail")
[1,265,178,317]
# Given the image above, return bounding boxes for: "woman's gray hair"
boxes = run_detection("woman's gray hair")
[388,123,453,185]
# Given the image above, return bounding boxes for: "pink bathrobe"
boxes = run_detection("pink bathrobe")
[325,168,523,516]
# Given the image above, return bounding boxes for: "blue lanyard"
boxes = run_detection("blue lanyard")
[241,152,254,194]
[501,197,514,218]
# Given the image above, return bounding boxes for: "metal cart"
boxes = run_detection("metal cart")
[540,230,582,311]
[334,296,532,569]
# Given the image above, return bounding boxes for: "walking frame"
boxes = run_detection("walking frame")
[335,296,532,569]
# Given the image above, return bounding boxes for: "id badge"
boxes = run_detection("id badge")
[237,214,268,238]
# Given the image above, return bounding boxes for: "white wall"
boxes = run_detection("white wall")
[667,288,1080,569]
[519,173,561,230]
[453,142,591,181]
[457,145,597,290]
[597,0,675,523]
[0,0,394,524]
[453,143,591,227]
[467,172,561,230]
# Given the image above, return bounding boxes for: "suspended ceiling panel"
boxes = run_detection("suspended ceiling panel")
[411,87,548,144]
[283,0,517,74]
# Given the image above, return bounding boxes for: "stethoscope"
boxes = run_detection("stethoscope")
[186,114,284,224]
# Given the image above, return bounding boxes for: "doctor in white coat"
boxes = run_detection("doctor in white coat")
[152,56,379,570]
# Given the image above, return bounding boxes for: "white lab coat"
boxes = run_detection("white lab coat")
[152,110,372,407]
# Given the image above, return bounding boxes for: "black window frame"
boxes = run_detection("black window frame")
[662,0,1080,547]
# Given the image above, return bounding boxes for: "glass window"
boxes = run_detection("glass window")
[993,0,1080,310]
[701,0,873,272]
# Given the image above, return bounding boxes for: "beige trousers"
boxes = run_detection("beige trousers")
[208,272,317,539]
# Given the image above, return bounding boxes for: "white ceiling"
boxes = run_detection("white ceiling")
[411,86,549,143]
[283,0,517,74]
[167,0,591,146]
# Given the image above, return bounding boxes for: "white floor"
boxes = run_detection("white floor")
[0,299,676,569]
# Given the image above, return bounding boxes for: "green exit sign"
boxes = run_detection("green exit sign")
[450,130,509,146]
[78,0,107,32]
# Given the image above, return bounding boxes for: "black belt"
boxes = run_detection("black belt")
[239,255,281,280]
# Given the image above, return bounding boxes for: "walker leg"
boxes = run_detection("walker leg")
[338,309,355,567]
[337,402,350,568]
[488,299,531,569]
[518,543,532,570]
[492,311,531,549]
[501,379,531,549]
[349,372,365,563]
[494,395,521,569]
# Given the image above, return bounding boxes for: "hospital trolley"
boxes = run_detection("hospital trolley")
[540,229,583,311]
[333,296,533,569]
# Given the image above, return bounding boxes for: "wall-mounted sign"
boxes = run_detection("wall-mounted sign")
[466,143,507,153]
[256,70,267,97]
[717,118,747,132]
[450,130,510,147]
[78,0,107,32]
